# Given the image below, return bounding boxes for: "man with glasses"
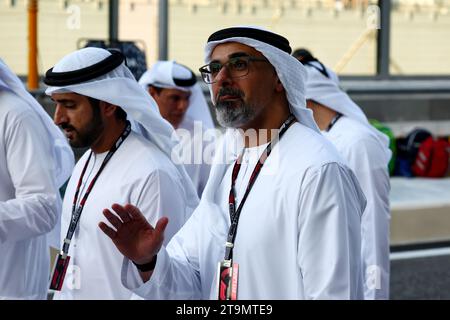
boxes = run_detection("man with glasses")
[100,26,366,299]
[294,49,391,300]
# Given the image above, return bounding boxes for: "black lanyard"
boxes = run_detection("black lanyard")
[224,114,296,261]
[61,121,132,256]
[326,113,342,132]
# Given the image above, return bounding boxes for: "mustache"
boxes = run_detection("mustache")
[216,87,244,101]
[60,123,75,131]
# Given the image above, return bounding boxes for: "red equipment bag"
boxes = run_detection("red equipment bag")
[412,136,449,178]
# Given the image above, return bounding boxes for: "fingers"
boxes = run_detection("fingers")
[110,203,131,223]
[107,204,164,235]
[98,222,117,239]
[124,203,146,221]
[103,208,123,230]
[155,217,169,236]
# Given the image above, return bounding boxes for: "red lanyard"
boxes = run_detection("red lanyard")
[224,115,296,261]
[61,121,131,256]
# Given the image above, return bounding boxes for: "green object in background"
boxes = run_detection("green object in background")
[369,119,397,175]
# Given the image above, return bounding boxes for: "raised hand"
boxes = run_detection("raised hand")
[99,203,168,265]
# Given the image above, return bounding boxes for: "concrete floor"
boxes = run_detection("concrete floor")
[391,254,450,300]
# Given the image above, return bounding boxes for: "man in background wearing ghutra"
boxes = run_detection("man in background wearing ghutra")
[139,61,215,197]
[294,48,391,300]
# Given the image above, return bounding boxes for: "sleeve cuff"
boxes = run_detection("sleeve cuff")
[121,246,170,299]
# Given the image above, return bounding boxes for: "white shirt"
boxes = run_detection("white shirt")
[177,118,214,198]
[122,123,366,299]
[0,90,59,299]
[54,131,197,300]
[323,115,391,300]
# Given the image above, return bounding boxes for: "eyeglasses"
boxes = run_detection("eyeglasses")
[199,56,269,84]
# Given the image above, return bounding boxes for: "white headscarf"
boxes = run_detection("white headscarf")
[304,61,391,164]
[0,59,74,187]
[191,26,320,209]
[138,60,214,130]
[305,61,368,124]
[44,48,199,206]
[204,26,319,134]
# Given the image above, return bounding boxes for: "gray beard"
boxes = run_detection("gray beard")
[215,100,256,128]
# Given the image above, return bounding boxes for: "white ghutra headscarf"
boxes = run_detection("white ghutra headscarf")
[304,60,391,165]
[44,48,199,208]
[195,26,320,206]
[204,26,319,134]
[138,60,214,130]
[0,58,74,187]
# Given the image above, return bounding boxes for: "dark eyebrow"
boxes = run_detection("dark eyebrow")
[53,99,75,104]
[168,91,191,98]
[210,52,250,64]
[228,52,250,59]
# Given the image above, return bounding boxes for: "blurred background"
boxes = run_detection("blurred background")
[1,0,450,299]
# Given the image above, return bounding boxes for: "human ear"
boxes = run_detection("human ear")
[100,101,117,117]
[275,76,284,93]
[148,86,157,98]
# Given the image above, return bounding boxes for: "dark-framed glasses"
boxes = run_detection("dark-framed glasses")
[199,56,269,84]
